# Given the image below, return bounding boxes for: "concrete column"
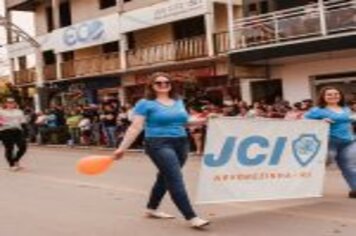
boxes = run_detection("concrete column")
[119,34,128,70]
[5,10,16,85]
[204,0,215,57]
[56,53,63,79]
[52,0,60,29]
[52,0,62,80]
[227,0,236,49]
[118,87,126,106]
[240,79,252,104]
[318,0,327,36]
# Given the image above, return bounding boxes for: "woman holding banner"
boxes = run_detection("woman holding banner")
[305,87,356,198]
[112,72,210,229]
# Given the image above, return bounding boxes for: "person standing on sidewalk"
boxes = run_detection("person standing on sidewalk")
[100,105,118,148]
[112,72,210,229]
[305,87,356,198]
[0,98,27,171]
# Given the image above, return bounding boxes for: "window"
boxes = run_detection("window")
[173,16,206,40]
[99,0,116,9]
[43,51,56,65]
[45,7,54,32]
[126,32,135,50]
[60,1,72,27]
[62,51,74,62]
[102,41,119,54]
[260,1,269,14]
[251,79,283,104]
[248,3,257,13]
[18,56,27,70]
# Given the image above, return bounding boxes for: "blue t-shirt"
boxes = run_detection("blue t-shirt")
[133,99,189,138]
[305,106,354,142]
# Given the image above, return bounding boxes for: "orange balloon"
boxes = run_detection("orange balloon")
[76,155,114,175]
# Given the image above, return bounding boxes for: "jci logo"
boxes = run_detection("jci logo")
[204,134,321,168]
[63,20,104,46]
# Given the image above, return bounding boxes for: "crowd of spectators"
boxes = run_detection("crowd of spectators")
[22,95,356,154]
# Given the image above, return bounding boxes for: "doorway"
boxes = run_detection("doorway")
[250,79,283,104]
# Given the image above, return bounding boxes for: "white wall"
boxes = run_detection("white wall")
[272,56,356,103]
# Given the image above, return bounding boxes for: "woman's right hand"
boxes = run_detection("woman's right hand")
[112,148,125,161]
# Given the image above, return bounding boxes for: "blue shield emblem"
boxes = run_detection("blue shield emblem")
[292,134,321,167]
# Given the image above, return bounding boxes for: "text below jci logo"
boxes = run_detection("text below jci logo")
[204,134,321,168]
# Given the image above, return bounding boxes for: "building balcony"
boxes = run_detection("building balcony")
[5,0,39,11]
[12,33,233,85]
[126,35,208,67]
[44,64,57,81]
[14,65,57,86]
[14,68,36,85]
[61,52,120,79]
[229,0,356,64]
[214,31,230,54]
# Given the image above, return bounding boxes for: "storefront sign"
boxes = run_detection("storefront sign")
[197,118,328,203]
[120,0,208,33]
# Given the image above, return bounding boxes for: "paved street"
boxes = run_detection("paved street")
[0,146,355,236]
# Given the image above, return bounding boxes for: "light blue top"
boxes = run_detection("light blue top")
[133,99,189,138]
[305,106,354,142]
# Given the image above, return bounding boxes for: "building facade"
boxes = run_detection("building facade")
[230,0,356,104]
[6,0,355,108]
[5,0,244,108]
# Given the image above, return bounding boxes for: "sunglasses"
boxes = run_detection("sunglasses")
[153,81,171,86]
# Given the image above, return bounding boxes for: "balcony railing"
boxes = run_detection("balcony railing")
[61,52,120,78]
[214,31,230,53]
[127,35,208,67]
[232,0,356,50]
[14,68,36,85]
[44,64,57,81]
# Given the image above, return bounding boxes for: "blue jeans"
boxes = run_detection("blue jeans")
[328,138,356,190]
[103,126,117,147]
[144,137,196,220]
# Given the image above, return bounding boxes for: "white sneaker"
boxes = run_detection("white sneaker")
[189,217,210,229]
[145,209,175,219]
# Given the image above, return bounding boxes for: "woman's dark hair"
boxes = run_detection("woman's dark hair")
[317,86,345,108]
[145,72,179,100]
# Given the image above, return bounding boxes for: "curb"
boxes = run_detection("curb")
[29,144,144,153]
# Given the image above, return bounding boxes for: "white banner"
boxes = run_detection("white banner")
[120,0,208,33]
[196,118,329,204]
[6,14,120,56]
[54,14,120,53]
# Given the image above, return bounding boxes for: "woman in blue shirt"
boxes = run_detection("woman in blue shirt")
[113,72,209,229]
[305,87,356,198]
